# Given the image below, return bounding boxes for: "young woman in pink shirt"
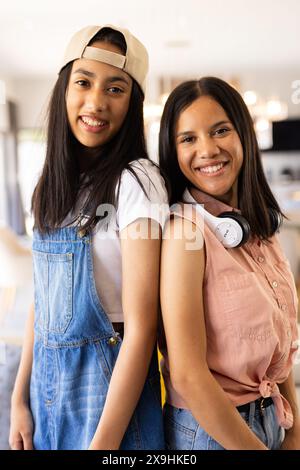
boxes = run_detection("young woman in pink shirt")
[159,76,300,450]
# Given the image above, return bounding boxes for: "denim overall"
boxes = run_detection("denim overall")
[30,226,164,450]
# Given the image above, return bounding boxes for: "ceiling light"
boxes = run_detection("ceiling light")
[144,104,163,120]
[255,118,270,132]
[243,90,257,106]
[266,100,288,120]
[165,40,190,48]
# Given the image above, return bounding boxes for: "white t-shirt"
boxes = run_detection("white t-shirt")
[67,159,169,322]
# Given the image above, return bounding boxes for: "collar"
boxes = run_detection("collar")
[182,187,238,217]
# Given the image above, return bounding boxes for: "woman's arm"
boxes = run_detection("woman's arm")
[9,303,35,450]
[160,216,268,450]
[279,370,300,449]
[88,218,161,450]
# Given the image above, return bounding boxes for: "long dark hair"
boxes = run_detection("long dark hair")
[159,76,284,240]
[32,27,149,233]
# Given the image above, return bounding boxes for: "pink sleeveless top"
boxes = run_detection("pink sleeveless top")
[160,189,299,429]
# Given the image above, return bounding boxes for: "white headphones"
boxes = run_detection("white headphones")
[183,189,251,249]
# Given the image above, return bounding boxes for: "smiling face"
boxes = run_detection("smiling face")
[66,41,132,150]
[176,95,244,207]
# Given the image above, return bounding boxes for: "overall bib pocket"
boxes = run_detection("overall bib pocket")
[33,250,73,334]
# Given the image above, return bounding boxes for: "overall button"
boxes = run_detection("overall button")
[281,304,287,311]
[108,336,118,346]
[272,280,278,288]
[258,256,265,263]
[78,229,86,238]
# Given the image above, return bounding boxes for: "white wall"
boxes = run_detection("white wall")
[150,67,300,116]
[0,135,6,222]
[5,77,55,129]
[1,67,300,129]
[262,152,300,183]
[238,68,300,118]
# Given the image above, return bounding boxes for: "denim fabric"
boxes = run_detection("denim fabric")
[30,227,164,450]
[164,401,284,450]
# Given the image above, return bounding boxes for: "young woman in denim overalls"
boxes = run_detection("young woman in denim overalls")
[10,25,167,450]
[158,77,300,450]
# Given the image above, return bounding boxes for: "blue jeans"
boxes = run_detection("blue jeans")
[164,401,284,450]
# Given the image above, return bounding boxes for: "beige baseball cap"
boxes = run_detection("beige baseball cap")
[60,24,148,94]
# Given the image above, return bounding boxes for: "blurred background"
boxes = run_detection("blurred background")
[0,0,300,449]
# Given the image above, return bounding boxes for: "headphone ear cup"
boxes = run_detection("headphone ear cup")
[218,211,251,247]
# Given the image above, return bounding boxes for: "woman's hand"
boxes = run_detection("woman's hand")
[278,374,300,450]
[9,303,35,450]
[280,423,300,450]
[9,401,34,450]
